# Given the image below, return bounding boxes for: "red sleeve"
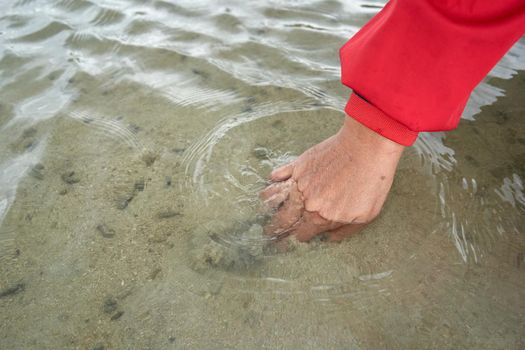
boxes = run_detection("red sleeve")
[339,0,525,146]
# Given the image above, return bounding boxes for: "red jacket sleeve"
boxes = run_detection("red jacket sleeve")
[340,0,525,146]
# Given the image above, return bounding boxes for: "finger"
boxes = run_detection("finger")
[259,180,292,209]
[326,223,367,242]
[270,162,295,182]
[292,211,336,242]
[264,180,303,238]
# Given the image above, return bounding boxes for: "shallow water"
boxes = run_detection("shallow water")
[1,0,524,349]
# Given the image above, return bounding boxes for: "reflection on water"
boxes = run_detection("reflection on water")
[0,0,524,349]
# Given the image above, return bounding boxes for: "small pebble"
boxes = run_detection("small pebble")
[252,147,268,160]
[134,178,145,192]
[103,297,117,314]
[22,127,37,138]
[61,171,80,184]
[149,267,162,280]
[115,193,134,210]
[110,310,124,321]
[97,224,115,238]
[271,120,284,128]
[142,151,157,166]
[92,344,105,350]
[0,282,25,298]
[129,123,141,133]
[29,164,44,180]
[164,176,172,187]
[23,139,35,150]
[191,68,208,78]
[157,210,180,219]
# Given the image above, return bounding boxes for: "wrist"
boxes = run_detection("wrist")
[338,116,406,158]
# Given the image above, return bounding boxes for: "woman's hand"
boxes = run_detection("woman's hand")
[260,117,405,242]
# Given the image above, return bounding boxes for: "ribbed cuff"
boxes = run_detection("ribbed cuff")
[344,93,418,146]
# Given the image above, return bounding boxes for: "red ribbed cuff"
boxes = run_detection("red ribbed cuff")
[344,93,418,146]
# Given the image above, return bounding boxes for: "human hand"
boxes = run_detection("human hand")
[260,117,405,242]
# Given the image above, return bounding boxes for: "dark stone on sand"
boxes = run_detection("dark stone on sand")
[61,171,80,184]
[23,140,35,150]
[97,223,115,238]
[128,123,141,133]
[271,119,284,128]
[115,192,134,210]
[110,310,124,320]
[157,210,180,219]
[0,282,25,298]
[59,188,68,195]
[164,176,172,187]
[142,151,157,166]
[168,336,176,343]
[116,198,129,210]
[191,68,209,78]
[361,3,383,9]
[103,296,117,314]
[149,267,162,280]
[92,344,105,350]
[22,127,37,138]
[252,147,268,160]
[465,155,480,167]
[495,110,509,125]
[29,163,45,180]
[134,178,145,192]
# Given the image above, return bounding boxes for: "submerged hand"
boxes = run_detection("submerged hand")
[261,117,405,242]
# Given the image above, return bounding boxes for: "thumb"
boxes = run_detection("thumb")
[270,162,295,182]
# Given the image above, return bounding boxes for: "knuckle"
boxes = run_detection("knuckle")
[303,198,321,214]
